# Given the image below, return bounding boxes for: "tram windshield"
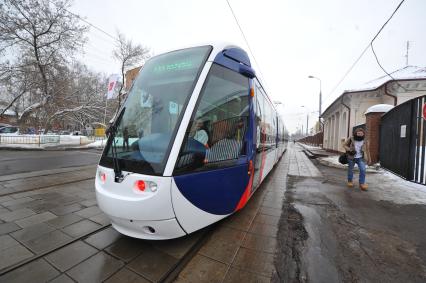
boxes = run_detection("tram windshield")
[102,46,212,175]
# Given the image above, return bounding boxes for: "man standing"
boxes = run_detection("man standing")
[343,128,371,190]
[123,127,130,151]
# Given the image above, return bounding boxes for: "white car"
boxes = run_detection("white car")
[0,126,19,135]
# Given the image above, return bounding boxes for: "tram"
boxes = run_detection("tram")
[96,43,287,239]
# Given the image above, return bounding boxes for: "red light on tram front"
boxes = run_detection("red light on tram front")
[99,172,106,184]
[135,180,146,191]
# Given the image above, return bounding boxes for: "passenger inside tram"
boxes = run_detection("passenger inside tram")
[191,118,209,147]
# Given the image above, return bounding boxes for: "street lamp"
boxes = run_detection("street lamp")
[308,75,322,132]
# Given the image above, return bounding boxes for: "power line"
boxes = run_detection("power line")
[370,0,408,91]
[225,0,269,89]
[370,42,408,91]
[325,46,370,103]
[325,0,406,103]
[370,0,405,43]
[47,0,119,43]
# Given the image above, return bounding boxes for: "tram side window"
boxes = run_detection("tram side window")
[255,85,265,148]
[256,85,274,151]
[175,64,250,173]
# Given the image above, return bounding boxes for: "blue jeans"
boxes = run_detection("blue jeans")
[348,158,366,184]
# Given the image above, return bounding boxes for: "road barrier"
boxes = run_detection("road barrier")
[0,135,106,147]
[0,135,58,145]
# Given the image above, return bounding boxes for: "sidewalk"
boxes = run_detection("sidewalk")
[175,143,323,282]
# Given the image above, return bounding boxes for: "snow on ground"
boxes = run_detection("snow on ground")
[382,170,426,193]
[370,170,426,205]
[300,144,322,150]
[319,155,381,171]
[319,156,426,204]
[58,135,94,145]
[86,139,107,148]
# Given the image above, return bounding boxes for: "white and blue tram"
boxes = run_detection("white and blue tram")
[96,43,287,239]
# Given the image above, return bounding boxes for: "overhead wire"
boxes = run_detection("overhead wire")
[324,0,407,103]
[45,0,124,72]
[225,0,270,91]
[370,0,408,91]
[46,0,119,44]
[370,43,408,91]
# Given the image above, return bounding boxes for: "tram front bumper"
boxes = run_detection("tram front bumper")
[95,166,186,239]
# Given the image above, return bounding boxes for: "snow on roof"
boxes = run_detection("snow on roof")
[345,66,426,93]
[365,104,394,114]
[322,66,426,117]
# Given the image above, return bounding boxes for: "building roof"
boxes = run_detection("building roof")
[345,66,426,93]
[322,66,426,117]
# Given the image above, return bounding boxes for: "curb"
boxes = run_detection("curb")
[0,147,44,151]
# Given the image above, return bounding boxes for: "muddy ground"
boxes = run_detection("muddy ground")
[273,162,426,283]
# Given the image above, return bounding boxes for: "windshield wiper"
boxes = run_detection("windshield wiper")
[108,107,126,183]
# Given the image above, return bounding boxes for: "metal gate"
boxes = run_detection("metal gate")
[380,95,426,184]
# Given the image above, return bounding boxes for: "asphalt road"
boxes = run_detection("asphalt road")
[0,149,102,176]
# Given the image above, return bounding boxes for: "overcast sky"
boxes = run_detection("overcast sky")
[71,0,426,133]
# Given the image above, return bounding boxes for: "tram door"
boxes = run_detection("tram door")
[252,82,265,191]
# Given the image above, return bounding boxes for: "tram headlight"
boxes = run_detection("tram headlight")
[149,182,158,192]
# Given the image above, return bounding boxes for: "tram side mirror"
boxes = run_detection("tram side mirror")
[239,64,256,78]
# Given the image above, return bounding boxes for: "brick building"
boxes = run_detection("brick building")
[125,66,142,91]
[0,109,17,126]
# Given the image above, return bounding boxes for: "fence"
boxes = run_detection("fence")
[0,135,60,145]
[0,135,106,147]
[380,95,426,185]
[297,132,323,147]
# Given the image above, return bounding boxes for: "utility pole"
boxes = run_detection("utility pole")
[308,76,322,132]
[405,41,410,66]
[306,114,309,135]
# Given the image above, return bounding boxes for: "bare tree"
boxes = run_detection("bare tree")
[41,62,108,131]
[113,31,150,109]
[0,0,88,127]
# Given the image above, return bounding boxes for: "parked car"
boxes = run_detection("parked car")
[0,126,19,135]
[0,123,11,128]
[25,127,36,134]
